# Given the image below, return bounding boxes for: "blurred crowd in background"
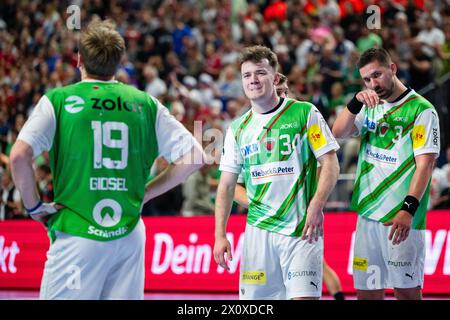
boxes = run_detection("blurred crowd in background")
[0,0,449,220]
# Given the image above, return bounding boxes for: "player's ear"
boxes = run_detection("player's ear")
[77,53,82,68]
[390,63,397,76]
[274,72,281,86]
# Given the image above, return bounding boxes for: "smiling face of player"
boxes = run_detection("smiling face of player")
[241,59,279,105]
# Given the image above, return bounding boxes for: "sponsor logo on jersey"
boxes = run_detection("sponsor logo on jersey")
[64,95,85,113]
[412,125,426,149]
[92,199,122,228]
[307,124,327,151]
[379,122,389,137]
[241,271,266,284]
[87,226,128,238]
[364,117,377,132]
[250,160,298,185]
[280,122,299,130]
[432,127,439,147]
[388,260,412,267]
[353,257,368,271]
[90,97,143,113]
[240,142,260,158]
[394,116,407,123]
[364,145,398,166]
[287,270,317,280]
[261,137,276,152]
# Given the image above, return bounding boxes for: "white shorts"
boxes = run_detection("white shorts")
[239,223,323,300]
[353,216,425,290]
[40,219,146,300]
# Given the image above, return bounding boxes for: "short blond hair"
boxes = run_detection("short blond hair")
[79,19,125,77]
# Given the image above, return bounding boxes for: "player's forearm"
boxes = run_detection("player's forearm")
[332,108,358,139]
[10,141,40,209]
[215,182,235,239]
[312,151,340,207]
[143,146,205,203]
[408,157,435,200]
[234,184,249,208]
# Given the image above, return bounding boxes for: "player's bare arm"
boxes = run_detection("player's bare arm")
[302,150,339,243]
[10,140,62,225]
[384,153,436,245]
[214,171,239,270]
[234,184,249,208]
[143,143,205,203]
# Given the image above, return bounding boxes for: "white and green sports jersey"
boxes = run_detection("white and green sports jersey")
[220,98,339,237]
[18,80,197,242]
[352,89,440,229]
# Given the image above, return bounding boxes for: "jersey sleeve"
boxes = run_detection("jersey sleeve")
[17,95,56,157]
[306,106,340,158]
[237,169,245,183]
[411,108,440,158]
[352,106,366,137]
[154,97,200,163]
[219,127,243,174]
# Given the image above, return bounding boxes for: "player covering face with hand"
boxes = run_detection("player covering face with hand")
[333,48,440,300]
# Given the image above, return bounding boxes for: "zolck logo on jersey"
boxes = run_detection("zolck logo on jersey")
[64,95,85,114]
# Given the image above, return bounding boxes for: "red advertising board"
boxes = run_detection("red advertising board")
[1,211,450,294]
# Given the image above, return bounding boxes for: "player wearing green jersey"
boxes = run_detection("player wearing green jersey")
[332,48,440,300]
[10,20,204,299]
[234,73,346,300]
[214,46,340,300]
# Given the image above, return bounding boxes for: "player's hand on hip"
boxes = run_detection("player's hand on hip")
[28,202,64,226]
[213,236,233,271]
[302,203,324,243]
[383,210,412,245]
[355,89,383,109]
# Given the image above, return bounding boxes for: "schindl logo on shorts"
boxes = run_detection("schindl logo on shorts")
[353,257,369,271]
[242,271,266,284]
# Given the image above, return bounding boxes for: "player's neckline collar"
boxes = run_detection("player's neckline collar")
[260,97,285,115]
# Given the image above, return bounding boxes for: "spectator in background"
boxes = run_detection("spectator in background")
[431,145,450,209]
[0,170,24,220]
[144,64,167,99]
[142,157,184,216]
[182,161,215,217]
[35,164,53,203]
[409,40,434,91]
[356,27,382,53]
